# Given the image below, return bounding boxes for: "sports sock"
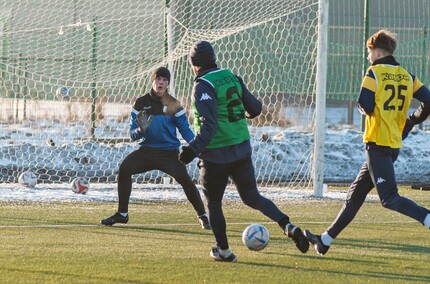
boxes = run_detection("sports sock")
[283,223,297,235]
[119,212,128,217]
[278,217,290,230]
[219,248,233,257]
[423,214,430,228]
[321,232,333,246]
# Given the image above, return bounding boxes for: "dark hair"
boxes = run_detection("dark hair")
[366,29,397,54]
[151,67,170,83]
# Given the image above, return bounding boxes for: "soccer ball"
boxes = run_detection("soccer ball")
[18,171,37,188]
[71,177,89,194]
[242,223,270,251]
[56,86,71,100]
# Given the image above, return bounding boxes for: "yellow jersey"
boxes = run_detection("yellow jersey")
[360,64,424,148]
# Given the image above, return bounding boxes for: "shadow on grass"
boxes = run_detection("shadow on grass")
[79,223,213,240]
[239,261,430,282]
[268,236,429,256]
[337,238,430,255]
[265,250,385,265]
[3,267,144,284]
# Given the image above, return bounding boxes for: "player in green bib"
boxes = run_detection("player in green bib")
[179,40,309,262]
[192,68,250,149]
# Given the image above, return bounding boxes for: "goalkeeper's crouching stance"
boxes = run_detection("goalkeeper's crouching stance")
[179,41,310,262]
[100,67,210,230]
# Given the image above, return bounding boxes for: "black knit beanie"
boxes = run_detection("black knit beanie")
[189,41,216,67]
[151,67,170,83]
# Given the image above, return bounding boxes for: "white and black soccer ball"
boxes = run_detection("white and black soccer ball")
[70,177,89,194]
[56,86,71,100]
[242,223,270,251]
[18,171,37,188]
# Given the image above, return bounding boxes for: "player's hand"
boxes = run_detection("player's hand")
[135,110,153,133]
[179,146,197,164]
[402,117,414,140]
[246,111,258,119]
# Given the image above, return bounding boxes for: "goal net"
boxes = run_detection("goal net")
[0,0,321,189]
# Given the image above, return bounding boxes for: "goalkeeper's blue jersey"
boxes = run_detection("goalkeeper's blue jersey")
[129,92,194,150]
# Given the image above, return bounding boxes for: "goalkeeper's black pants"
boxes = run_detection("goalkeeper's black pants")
[116,146,206,216]
[326,143,429,239]
[198,154,289,250]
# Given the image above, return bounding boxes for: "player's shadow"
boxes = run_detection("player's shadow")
[337,237,430,254]
[270,235,429,256]
[94,224,212,240]
[3,267,144,284]
[119,224,211,235]
[240,262,430,282]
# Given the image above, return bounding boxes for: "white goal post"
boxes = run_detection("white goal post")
[313,0,329,196]
[0,0,327,195]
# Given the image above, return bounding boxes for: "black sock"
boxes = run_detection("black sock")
[278,216,290,230]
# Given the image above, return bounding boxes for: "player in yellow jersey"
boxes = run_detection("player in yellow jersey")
[305,30,430,255]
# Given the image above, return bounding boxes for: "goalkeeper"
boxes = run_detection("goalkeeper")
[179,41,309,262]
[101,67,210,230]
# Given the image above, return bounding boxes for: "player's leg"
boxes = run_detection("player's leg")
[230,155,309,253]
[117,148,153,212]
[101,147,152,226]
[305,160,374,255]
[367,145,430,225]
[327,161,374,237]
[159,150,210,229]
[231,155,286,219]
[199,159,236,261]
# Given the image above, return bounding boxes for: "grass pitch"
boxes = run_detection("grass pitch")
[0,187,429,283]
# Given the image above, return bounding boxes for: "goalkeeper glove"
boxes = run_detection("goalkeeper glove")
[135,110,153,133]
[179,146,197,164]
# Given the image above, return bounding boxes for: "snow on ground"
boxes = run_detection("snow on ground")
[0,119,429,203]
[323,126,430,183]
[0,182,365,203]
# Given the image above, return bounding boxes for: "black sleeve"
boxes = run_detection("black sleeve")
[357,69,376,115]
[188,82,218,154]
[237,76,262,118]
[409,85,430,124]
[357,88,376,115]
